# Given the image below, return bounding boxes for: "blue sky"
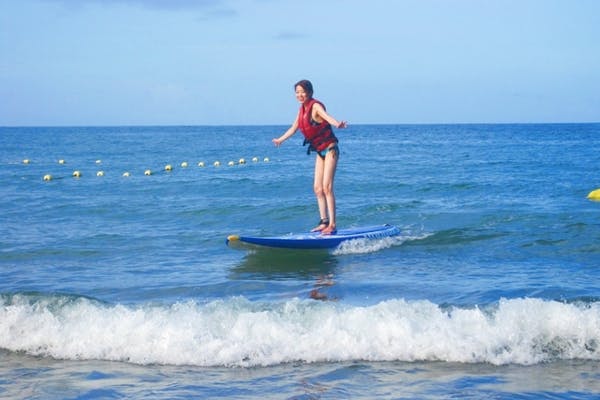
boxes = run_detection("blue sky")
[1,0,599,126]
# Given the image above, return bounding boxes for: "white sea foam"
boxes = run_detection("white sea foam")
[332,232,431,255]
[1,295,599,367]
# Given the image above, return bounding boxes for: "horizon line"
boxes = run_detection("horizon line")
[2,121,599,129]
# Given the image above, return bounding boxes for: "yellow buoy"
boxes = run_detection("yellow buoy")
[72,170,82,178]
[144,169,152,176]
[96,171,104,177]
[263,157,270,162]
[23,159,30,164]
[239,158,246,165]
[214,161,221,167]
[228,161,235,166]
[198,161,205,167]
[252,157,259,163]
[181,161,189,168]
[59,159,66,165]
[122,172,131,177]
[43,174,52,181]
[165,164,173,171]
[587,188,600,201]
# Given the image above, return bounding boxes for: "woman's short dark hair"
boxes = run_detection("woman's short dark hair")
[294,79,313,97]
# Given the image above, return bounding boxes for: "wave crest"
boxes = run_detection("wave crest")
[1,294,599,367]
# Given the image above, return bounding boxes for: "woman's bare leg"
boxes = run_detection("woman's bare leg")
[320,148,338,235]
[311,155,328,231]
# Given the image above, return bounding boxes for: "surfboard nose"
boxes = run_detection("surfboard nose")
[226,235,240,245]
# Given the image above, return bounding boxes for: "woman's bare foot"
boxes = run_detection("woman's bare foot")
[311,218,329,232]
[321,225,337,235]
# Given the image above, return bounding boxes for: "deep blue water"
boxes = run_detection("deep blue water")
[1,124,600,399]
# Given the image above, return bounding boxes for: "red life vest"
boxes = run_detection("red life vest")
[298,98,338,153]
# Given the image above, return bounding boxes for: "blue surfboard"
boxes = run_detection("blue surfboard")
[226,224,400,249]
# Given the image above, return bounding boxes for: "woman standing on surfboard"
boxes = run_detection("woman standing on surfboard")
[273,80,347,235]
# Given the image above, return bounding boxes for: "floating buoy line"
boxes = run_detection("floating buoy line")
[21,157,271,182]
[26,158,600,201]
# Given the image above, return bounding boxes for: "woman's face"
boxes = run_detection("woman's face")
[295,85,311,103]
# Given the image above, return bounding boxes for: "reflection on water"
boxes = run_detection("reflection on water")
[230,248,337,279]
[229,248,339,300]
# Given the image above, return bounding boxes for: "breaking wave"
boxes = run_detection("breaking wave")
[1,294,599,367]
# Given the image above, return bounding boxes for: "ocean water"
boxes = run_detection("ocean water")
[1,124,600,399]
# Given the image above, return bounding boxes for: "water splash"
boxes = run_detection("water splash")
[332,232,432,255]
